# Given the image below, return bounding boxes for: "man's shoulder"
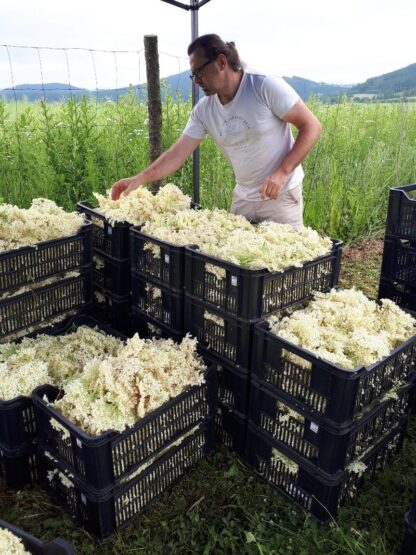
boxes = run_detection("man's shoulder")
[194,94,215,113]
[245,71,298,102]
[244,71,288,93]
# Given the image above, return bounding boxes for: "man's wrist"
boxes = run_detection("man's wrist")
[277,163,292,178]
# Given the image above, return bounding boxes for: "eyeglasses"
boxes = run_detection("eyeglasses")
[189,58,215,82]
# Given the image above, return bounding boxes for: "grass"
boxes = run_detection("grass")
[1,94,416,242]
[0,94,415,552]
[0,238,414,555]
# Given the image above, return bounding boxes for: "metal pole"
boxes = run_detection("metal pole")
[191,0,200,204]
[160,0,212,205]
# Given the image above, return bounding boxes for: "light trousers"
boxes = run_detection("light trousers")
[231,184,303,230]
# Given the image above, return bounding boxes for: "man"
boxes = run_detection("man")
[111,34,321,230]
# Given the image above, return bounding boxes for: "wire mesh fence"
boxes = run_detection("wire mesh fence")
[1,44,416,241]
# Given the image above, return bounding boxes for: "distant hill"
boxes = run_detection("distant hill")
[1,63,415,103]
[350,63,416,98]
[281,76,349,100]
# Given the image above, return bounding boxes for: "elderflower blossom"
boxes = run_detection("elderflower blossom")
[142,209,332,271]
[0,199,85,252]
[267,288,416,370]
[52,334,206,436]
[0,326,121,400]
[92,183,191,225]
[0,528,30,554]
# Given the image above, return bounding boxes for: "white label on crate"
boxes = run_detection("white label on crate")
[164,254,170,264]
[81,493,87,505]
[76,438,83,448]
[310,422,319,433]
[231,276,238,287]
[107,227,112,235]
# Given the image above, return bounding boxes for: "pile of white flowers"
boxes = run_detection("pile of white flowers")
[0,199,85,252]
[0,326,121,400]
[0,324,206,436]
[142,208,332,272]
[267,288,416,370]
[0,528,29,554]
[52,334,206,435]
[92,183,191,226]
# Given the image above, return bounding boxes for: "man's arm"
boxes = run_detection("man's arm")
[111,134,201,200]
[260,99,322,200]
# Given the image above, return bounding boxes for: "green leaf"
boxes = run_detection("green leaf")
[245,531,256,544]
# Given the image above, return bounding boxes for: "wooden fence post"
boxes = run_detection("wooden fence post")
[144,34,162,194]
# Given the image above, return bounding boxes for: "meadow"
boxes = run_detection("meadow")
[0,95,415,554]
[1,94,415,242]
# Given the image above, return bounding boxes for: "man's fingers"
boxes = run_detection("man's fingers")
[122,184,135,197]
[111,181,126,200]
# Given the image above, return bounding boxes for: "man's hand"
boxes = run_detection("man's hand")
[111,177,142,200]
[260,167,290,200]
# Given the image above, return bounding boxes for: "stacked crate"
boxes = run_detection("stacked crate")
[77,202,132,332]
[401,490,416,555]
[378,183,416,311]
[130,228,188,341]
[31,361,216,540]
[0,223,93,490]
[0,518,74,554]
[246,307,416,522]
[183,241,343,456]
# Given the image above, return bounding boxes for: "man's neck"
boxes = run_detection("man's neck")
[217,69,244,105]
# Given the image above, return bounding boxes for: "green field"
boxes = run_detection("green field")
[0,96,415,554]
[1,94,415,242]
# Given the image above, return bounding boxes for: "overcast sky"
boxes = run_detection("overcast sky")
[1,0,414,90]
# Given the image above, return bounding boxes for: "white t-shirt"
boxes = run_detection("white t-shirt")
[183,71,304,201]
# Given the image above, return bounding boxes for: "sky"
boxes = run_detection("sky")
[0,0,415,90]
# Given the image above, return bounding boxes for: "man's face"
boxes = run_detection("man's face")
[189,48,219,96]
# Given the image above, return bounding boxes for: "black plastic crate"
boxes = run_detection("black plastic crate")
[215,403,247,457]
[245,419,406,523]
[385,184,416,241]
[248,376,413,473]
[217,361,250,415]
[0,394,36,451]
[131,272,184,334]
[32,365,217,491]
[0,222,92,295]
[131,307,185,342]
[38,424,214,540]
[92,252,131,296]
[378,278,416,312]
[401,491,416,555]
[252,319,416,429]
[411,490,416,523]
[130,228,188,292]
[0,443,38,490]
[184,294,255,372]
[0,518,74,554]
[92,284,132,333]
[77,201,132,259]
[0,272,93,341]
[184,239,342,321]
[401,512,416,555]
[380,237,416,287]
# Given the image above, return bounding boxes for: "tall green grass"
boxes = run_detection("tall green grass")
[1,93,415,242]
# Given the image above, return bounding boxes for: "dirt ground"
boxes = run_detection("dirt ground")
[338,236,385,297]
